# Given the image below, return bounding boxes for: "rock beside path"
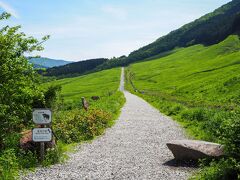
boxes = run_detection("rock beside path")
[167,140,224,160]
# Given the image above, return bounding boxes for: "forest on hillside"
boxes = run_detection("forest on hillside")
[40,58,108,77]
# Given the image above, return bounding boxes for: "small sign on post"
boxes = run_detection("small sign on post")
[33,109,52,124]
[32,108,53,163]
[32,128,52,142]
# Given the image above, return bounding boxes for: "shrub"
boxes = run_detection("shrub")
[220,112,240,159]
[0,149,19,180]
[192,158,240,180]
[17,150,38,169]
[0,12,49,150]
[53,108,112,143]
[42,142,66,167]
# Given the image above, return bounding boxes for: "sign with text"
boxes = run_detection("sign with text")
[33,109,52,124]
[32,128,52,142]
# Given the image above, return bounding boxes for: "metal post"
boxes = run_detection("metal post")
[40,124,45,163]
[40,142,45,163]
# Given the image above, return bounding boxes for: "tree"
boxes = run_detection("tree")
[0,12,49,150]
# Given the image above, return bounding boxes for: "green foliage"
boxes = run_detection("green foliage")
[220,112,240,159]
[0,12,49,150]
[125,35,240,179]
[17,150,38,169]
[0,149,19,180]
[192,158,240,180]
[53,91,125,144]
[42,142,66,167]
[54,109,111,143]
[43,85,62,109]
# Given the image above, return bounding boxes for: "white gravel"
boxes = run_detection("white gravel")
[22,68,194,180]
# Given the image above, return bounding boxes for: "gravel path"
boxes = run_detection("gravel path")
[22,68,194,180]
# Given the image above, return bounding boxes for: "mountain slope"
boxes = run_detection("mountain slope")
[98,0,240,69]
[127,0,240,62]
[29,57,73,68]
[126,34,240,138]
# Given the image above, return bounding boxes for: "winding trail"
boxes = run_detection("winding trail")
[23,67,193,180]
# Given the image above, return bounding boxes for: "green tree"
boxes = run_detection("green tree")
[0,12,49,150]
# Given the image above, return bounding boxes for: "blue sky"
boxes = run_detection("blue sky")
[0,0,231,61]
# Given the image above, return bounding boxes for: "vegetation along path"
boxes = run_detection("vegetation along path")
[23,68,194,180]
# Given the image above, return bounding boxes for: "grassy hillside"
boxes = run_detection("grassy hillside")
[47,68,125,144]
[127,35,240,107]
[126,35,240,178]
[47,68,121,102]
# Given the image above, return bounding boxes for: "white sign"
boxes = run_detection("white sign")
[33,109,52,124]
[32,128,52,142]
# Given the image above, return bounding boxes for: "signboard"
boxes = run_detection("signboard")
[32,128,52,142]
[33,109,52,124]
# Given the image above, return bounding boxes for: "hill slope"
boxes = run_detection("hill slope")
[47,68,121,102]
[126,34,240,141]
[125,34,240,179]
[98,0,240,69]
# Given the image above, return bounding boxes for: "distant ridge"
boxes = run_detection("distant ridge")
[41,58,108,77]
[29,57,73,68]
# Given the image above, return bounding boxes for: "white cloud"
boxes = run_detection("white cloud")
[0,1,19,18]
[101,5,127,20]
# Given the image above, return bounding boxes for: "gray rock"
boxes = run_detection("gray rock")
[167,140,224,160]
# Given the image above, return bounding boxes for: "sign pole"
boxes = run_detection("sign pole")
[32,109,52,164]
[40,124,45,163]
[40,142,45,163]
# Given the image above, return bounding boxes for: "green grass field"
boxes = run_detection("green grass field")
[47,68,121,103]
[127,35,240,108]
[126,35,240,179]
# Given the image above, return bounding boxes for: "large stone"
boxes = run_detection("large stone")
[166,140,224,160]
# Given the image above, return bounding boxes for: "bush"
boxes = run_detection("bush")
[192,158,240,180]
[0,149,19,180]
[220,112,240,159]
[54,108,112,143]
[42,142,66,167]
[17,150,38,169]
